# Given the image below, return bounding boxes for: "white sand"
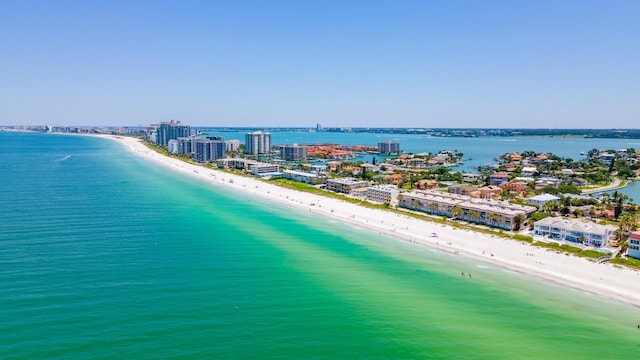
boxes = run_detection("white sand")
[112,135,640,306]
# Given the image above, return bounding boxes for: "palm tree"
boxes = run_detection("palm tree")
[613,228,626,247]
[513,214,525,231]
[427,202,438,214]
[488,213,501,227]
[410,199,420,209]
[501,188,513,200]
[620,213,638,233]
[451,206,464,220]
[468,210,481,223]
[542,201,557,215]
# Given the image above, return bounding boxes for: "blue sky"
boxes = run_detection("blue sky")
[1,0,638,128]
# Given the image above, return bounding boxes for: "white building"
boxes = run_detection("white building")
[249,163,279,175]
[168,139,179,154]
[521,166,537,177]
[326,178,369,194]
[533,216,616,248]
[527,193,560,207]
[628,231,640,259]
[283,170,327,185]
[226,139,240,152]
[217,158,258,170]
[365,185,399,205]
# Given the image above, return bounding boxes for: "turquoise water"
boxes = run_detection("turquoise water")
[1,132,639,359]
[598,181,640,203]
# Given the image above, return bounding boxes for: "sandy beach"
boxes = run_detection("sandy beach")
[112,135,640,307]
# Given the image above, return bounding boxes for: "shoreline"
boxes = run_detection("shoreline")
[106,135,640,307]
[581,179,629,195]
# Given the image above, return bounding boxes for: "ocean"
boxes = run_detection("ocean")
[1,131,638,359]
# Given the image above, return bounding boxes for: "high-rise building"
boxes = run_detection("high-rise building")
[177,137,195,155]
[194,136,225,163]
[278,144,308,161]
[378,141,400,154]
[245,131,272,155]
[156,120,191,147]
[167,139,179,154]
[225,139,240,152]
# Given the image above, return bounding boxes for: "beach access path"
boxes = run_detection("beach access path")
[111,136,640,307]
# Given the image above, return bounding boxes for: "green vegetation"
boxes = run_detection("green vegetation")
[531,241,603,259]
[512,234,533,243]
[610,257,640,270]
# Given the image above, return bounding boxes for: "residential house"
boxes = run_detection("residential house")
[490,172,509,186]
[414,179,438,190]
[527,193,560,207]
[478,185,502,199]
[628,231,640,259]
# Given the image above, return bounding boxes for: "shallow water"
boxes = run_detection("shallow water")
[1,132,638,359]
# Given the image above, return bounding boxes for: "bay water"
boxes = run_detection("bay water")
[1,132,639,359]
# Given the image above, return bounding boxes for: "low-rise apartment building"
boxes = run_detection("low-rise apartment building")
[326,178,369,194]
[249,163,279,176]
[365,184,399,205]
[283,170,327,185]
[399,189,536,230]
[533,216,616,248]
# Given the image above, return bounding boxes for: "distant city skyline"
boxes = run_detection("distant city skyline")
[1,0,639,128]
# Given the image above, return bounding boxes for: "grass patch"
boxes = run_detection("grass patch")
[610,257,640,270]
[513,234,534,243]
[532,241,603,259]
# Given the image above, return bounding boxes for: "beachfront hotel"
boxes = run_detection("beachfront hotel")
[245,131,272,155]
[399,189,536,230]
[326,178,370,195]
[626,231,640,259]
[533,217,616,248]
